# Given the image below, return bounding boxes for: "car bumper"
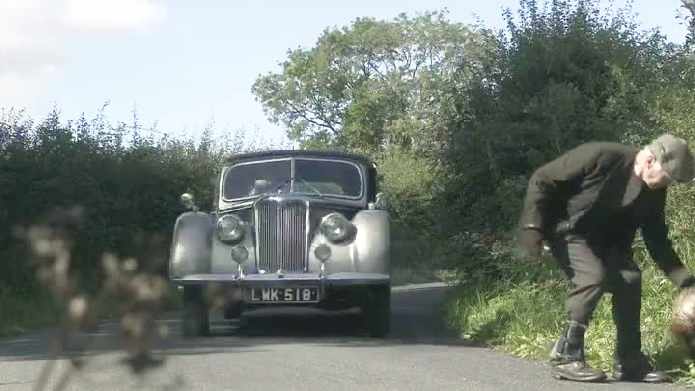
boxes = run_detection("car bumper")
[172,272,390,288]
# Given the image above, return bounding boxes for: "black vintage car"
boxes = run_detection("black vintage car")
[169,150,391,337]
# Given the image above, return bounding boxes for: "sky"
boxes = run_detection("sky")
[1,0,692,145]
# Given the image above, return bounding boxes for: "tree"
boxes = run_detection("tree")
[252,10,495,154]
[440,0,681,232]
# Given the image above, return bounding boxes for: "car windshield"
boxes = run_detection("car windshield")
[223,158,362,199]
[294,159,362,197]
[223,159,291,199]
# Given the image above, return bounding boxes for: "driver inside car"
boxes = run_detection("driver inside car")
[249,179,272,196]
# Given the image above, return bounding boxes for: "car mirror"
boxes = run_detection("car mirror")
[180,193,199,212]
[370,192,388,210]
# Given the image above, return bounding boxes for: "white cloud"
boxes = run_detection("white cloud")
[63,0,166,31]
[0,0,166,109]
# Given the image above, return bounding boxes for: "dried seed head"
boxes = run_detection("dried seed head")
[102,254,120,276]
[121,313,145,339]
[68,295,88,324]
[33,238,55,257]
[158,324,169,339]
[123,258,138,272]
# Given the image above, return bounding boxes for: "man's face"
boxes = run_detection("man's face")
[643,156,674,189]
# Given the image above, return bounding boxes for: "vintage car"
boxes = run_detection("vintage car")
[168,150,391,337]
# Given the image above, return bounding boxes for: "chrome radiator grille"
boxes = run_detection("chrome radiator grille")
[255,199,308,273]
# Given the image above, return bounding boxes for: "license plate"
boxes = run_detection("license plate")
[248,287,319,303]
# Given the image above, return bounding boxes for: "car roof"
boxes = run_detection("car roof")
[225,149,374,166]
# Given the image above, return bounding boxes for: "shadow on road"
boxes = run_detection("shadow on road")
[0,284,480,363]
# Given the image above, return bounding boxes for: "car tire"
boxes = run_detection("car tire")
[363,285,390,338]
[182,286,209,337]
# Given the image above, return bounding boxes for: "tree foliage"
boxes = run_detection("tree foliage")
[253,0,695,275]
[0,107,263,294]
[252,10,495,154]
[441,0,689,233]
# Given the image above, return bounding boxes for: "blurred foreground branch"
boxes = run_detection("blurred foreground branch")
[17,207,170,391]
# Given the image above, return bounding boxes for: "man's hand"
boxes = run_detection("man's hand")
[518,228,544,259]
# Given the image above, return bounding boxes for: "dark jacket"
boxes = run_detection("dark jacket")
[520,142,689,286]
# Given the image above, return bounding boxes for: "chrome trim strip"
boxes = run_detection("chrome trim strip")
[254,201,260,270]
[305,199,310,272]
[173,272,390,287]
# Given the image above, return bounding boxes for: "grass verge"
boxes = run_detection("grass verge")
[444,256,695,385]
[391,266,452,286]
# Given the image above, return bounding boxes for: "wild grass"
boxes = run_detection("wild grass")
[444,234,695,386]
[390,266,450,286]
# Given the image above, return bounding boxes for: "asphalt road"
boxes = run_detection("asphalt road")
[0,283,689,390]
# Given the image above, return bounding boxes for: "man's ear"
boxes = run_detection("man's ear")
[645,152,655,168]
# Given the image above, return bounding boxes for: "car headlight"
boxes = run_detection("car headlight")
[217,214,246,243]
[319,213,356,243]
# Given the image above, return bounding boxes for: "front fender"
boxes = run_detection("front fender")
[308,209,390,274]
[169,211,214,279]
[351,210,390,273]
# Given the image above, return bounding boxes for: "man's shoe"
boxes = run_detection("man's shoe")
[552,361,607,382]
[612,354,671,383]
[550,322,606,382]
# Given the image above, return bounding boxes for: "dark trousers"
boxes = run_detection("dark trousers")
[550,234,642,359]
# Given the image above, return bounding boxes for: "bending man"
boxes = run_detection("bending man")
[519,134,695,383]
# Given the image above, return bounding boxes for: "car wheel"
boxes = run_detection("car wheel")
[363,285,390,338]
[182,286,209,337]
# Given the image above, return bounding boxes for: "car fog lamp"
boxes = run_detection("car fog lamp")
[231,245,249,263]
[217,214,245,243]
[319,213,356,243]
[314,244,332,262]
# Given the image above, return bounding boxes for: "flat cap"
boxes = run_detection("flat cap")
[647,134,695,183]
